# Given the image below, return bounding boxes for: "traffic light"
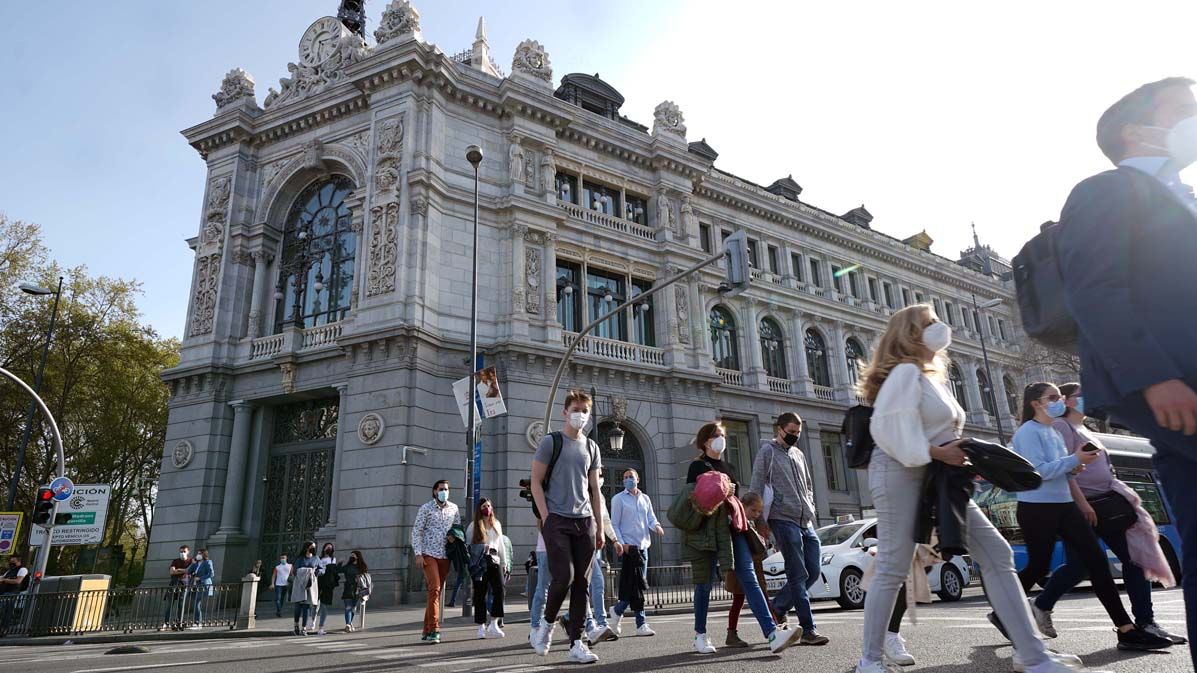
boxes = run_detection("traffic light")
[32,487,55,527]
[721,229,751,297]
[54,512,73,526]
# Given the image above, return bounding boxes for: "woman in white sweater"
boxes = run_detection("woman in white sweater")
[467,497,508,639]
[854,304,1096,673]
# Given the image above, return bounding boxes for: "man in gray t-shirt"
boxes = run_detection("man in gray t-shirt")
[529,391,605,663]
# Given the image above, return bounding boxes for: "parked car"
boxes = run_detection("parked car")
[761,517,971,610]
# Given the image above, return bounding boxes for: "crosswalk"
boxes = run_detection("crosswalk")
[286,635,555,673]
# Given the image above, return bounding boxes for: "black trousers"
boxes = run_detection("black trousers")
[542,513,596,643]
[473,562,505,624]
[1016,501,1131,627]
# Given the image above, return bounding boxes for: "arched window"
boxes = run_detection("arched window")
[709,306,739,370]
[977,369,996,416]
[274,177,356,332]
[759,318,787,379]
[949,364,969,410]
[1003,375,1019,416]
[805,329,831,388]
[845,338,865,386]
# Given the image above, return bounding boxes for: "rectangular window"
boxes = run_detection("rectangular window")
[586,268,627,341]
[699,223,712,253]
[999,319,1008,340]
[822,433,847,492]
[849,272,861,298]
[974,311,983,333]
[944,301,955,325]
[720,229,731,246]
[582,180,620,216]
[631,278,655,347]
[624,193,648,225]
[747,238,759,268]
[556,261,582,332]
[868,278,879,302]
[933,298,944,317]
[831,265,844,293]
[916,291,926,304]
[554,172,578,204]
[721,419,754,484]
[901,288,911,307]
[767,245,780,275]
[791,253,803,282]
[988,315,998,337]
[962,308,972,331]
[883,282,894,308]
[810,259,823,288]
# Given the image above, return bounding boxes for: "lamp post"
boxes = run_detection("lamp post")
[462,144,483,618]
[6,277,63,511]
[971,294,1006,444]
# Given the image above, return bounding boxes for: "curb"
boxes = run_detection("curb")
[0,628,295,647]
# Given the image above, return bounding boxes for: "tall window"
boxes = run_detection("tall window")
[760,318,787,379]
[805,329,831,387]
[624,193,647,224]
[582,180,620,216]
[845,338,865,387]
[1003,375,1019,416]
[767,245,780,275]
[831,265,844,293]
[849,272,861,298]
[901,288,911,306]
[747,238,759,268]
[933,298,944,318]
[556,262,582,332]
[883,282,894,308]
[274,176,356,332]
[587,269,627,340]
[810,259,823,288]
[977,369,996,416]
[710,306,739,370]
[944,301,955,325]
[555,172,577,203]
[822,433,847,492]
[699,223,712,253]
[868,278,879,302]
[949,365,969,410]
[791,253,803,282]
[998,319,1009,341]
[630,279,655,347]
[973,310,983,333]
[916,291,926,304]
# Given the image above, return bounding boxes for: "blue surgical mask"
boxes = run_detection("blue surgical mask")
[624,478,636,492]
[1074,396,1085,416]
[436,490,448,503]
[1046,399,1067,418]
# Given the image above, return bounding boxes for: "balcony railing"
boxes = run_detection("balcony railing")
[750,268,783,285]
[301,322,342,350]
[565,332,665,366]
[559,202,656,241]
[716,368,745,387]
[249,333,285,360]
[767,377,793,394]
[813,384,836,402]
[248,323,344,361]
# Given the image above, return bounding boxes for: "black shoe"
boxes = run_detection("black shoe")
[987,611,1011,641]
[1117,626,1173,651]
[1139,621,1187,645]
[446,602,455,608]
[799,629,829,646]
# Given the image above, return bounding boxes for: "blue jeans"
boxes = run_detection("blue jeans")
[769,519,821,632]
[1036,520,1154,624]
[274,585,287,616]
[449,567,466,605]
[530,550,551,629]
[344,598,357,625]
[694,532,777,638]
[192,588,206,623]
[612,548,649,627]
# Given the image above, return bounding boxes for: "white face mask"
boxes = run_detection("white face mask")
[568,412,589,431]
[180,552,188,560]
[1143,115,1197,168]
[708,436,727,456]
[922,321,952,352]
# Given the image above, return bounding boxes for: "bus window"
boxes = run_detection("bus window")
[973,482,1024,545]
[1123,480,1171,526]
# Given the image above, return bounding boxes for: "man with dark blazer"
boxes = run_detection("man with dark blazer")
[1056,76,1197,664]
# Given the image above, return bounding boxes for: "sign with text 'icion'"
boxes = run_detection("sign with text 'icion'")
[29,484,110,547]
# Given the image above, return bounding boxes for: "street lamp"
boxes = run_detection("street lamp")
[972,294,1006,444]
[462,144,483,618]
[6,277,64,511]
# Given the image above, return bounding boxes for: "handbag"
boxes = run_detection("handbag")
[743,526,768,562]
[1087,491,1137,533]
[842,404,876,469]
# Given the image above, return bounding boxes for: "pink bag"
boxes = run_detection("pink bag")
[691,469,733,516]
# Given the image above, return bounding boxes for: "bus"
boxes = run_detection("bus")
[972,432,1183,585]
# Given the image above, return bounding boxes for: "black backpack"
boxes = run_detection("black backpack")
[842,404,875,469]
[1012,223,1076,350]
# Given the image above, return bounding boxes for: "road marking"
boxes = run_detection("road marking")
[370,652,424,660]
[351,648,418,657]
[73,661,207,673]
[417,658,492,667]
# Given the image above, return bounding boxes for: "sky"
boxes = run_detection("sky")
[3,0,1197,340]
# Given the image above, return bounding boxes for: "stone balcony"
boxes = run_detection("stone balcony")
[564,332,666,367]
[247,322,344,361]
[558,202,656,242]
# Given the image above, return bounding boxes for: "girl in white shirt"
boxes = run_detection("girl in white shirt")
[853,305,1090,673]
[467,497,508,639]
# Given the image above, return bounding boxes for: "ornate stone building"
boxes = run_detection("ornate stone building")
[150,1,1031,603]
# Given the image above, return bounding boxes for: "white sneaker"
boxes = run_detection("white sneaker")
[1025,658,1110,673]
[884,632,916,666]
[694,632,717,654]
[568,640,599,664]
[529,625,541,643]
[767,623,804,653]
[533,623,556,656]
[636,623,656,637]
[186,624,202,631]
[608,607,623,636]
[1029,599,1058,639]
[478,624,487,639]
[586,624,613,645]
[317,628,327,636]
[855,660,892,673]
[485,621,506,639]
[1013,649,1085,672]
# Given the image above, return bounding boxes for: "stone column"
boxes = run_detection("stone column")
[246,251,270,339]
[991,364,1014,426]
[510,224,529,339]
[803,427,831,522]
[740,298,767,389]
[345,190,367,311]
[216,400,254,534]
[962,358,988,425]
[831,321,853,403]
[319,383,350,534]
[695,283,716,372]
[788,310,814,398]
[545,233,562,345]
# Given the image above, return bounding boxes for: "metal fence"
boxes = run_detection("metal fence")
[0,583,242,637]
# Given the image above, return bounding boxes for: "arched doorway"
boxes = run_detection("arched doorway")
[594,420,646,504]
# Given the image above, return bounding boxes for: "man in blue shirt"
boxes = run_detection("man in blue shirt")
[608,468,663,636]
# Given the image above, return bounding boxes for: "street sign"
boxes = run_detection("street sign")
[29,483,110,547]
[49,476,74,502]
[452,366,508,428]
[0,513,22,557]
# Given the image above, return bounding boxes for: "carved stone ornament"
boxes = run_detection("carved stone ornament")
[346,130,370,159]
[652,100,687,140]
[509,138,525,184]
[526,420,547,449]
[172,440,194,469]
[655,190,674,233]
[375,0,421,46]
[280,362,297,394]
[303,138,327,172]
[511,39,552,84]
[525,247,542,314]
[377,117,404,157]
[410,194,428,216]
[675,286,691,343]
[263,17,370,110]
[357,412,385,445]
[539,149,555,193]
[212,68,257,112]
[202,175,232,249]
[611,396,628,422]
[512,288,525,313]
[680,195,697,238]
[188,253,221,337]
[367,202,399,297]
[374,157,400,195]
[524,156,535,187]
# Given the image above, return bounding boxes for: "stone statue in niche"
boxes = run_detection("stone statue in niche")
[539,149,555,194]
[655,190,673,232]
[509,139,525,184]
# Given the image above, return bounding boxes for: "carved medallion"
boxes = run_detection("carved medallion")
[172,440,194,469]
[357,412,385,445]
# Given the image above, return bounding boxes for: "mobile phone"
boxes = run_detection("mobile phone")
[1079,442,1100,454]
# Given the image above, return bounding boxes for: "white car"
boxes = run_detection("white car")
[761,518,971,610]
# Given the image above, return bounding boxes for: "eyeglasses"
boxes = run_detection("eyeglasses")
[1038,394,1062,402]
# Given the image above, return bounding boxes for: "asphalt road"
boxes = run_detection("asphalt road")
[0,587,1188,673]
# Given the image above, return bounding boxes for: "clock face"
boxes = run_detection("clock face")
[299,17,345,66]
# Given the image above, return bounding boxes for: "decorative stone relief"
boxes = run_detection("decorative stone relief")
[675,286,691,344]
[525,247,542,315]
[374,158,400,194]
[524,156,536,187]
[202,176,232,249]
[357,412,385,445]
[172,440,194,469]
[526,420,546,449]
[539,149,555,194]
[611,396,628,422]
[367,202,399,297]
[410,195,428,216]
[264,16,369,110]
[280,362,297,394]
[302,138,327,172]
[212,68,257,112]
[373,116,404,196]
[680,195,697,239]
[512,288,525,313]
[260,161,285,189]
[375,0,421,46]
[511,39,553,85]
[345,130,370,159]
[377,117,404,156]
[509,137,525,184]
[188,252,221,337]
[651,100,687,140]
[655,190,674,233]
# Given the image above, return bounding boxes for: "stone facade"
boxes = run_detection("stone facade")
[149,5,1033,605]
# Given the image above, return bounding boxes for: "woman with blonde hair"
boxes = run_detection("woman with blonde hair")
[854,304,1093,673]
[467,497,508,639]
